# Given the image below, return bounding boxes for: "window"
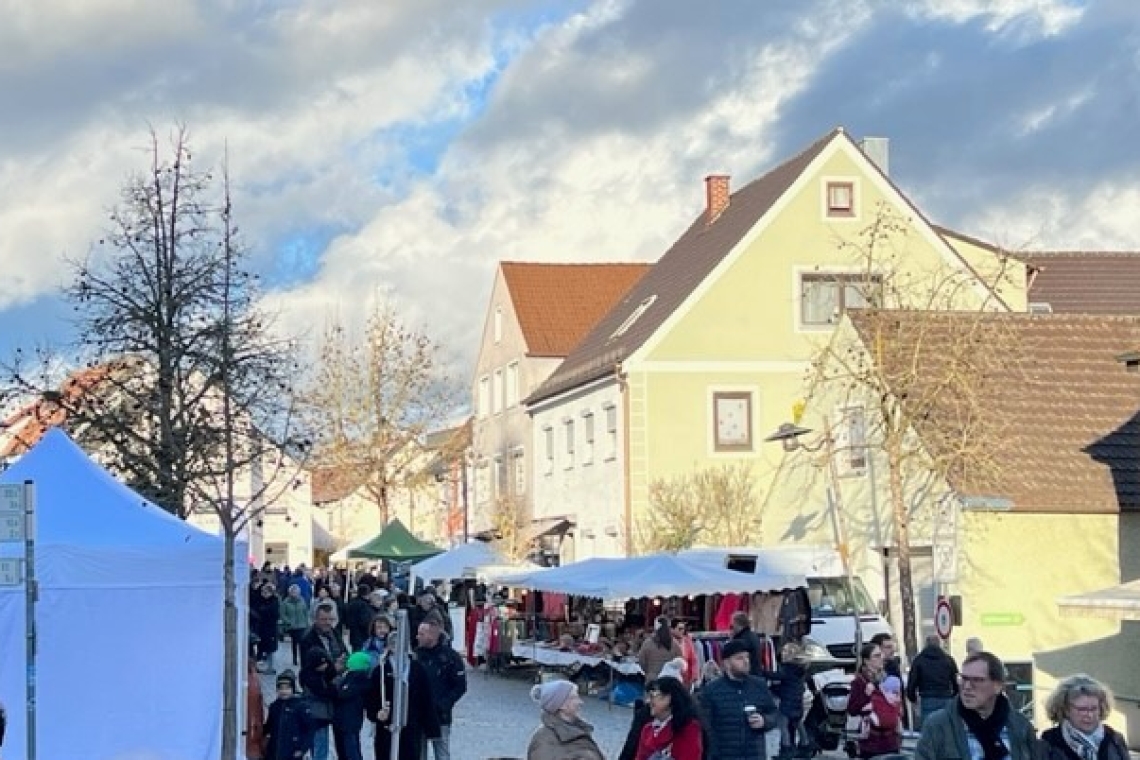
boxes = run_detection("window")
[712,391,753,452]
[512,449,526,495]
[609,295,657,341]
[506,362,519,408]
[493,307,503,343]
[543,426,554,475]
[604,404,618,460]
[492,369,504,414]
[477,376,490,418]
[493,455,506,499]
[800,273,882,326]
[475,459,490,505]
[826,181,855,217]
[582,412,595,465]
[836,406,868,475]
[564,419,575,468]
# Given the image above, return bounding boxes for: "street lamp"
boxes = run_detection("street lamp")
[764,417,864,663]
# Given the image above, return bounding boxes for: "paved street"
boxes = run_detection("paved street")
[260,650,635,760]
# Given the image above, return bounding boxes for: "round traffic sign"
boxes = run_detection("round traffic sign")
[935,598,953,639]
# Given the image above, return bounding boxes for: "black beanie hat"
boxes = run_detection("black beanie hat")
[276,669,297,690]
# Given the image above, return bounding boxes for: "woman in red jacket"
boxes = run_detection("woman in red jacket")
[635,677,703,760]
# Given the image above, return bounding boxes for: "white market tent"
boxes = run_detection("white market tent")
[0,429,244,760]
[489,552,807,601]
[410,540,536,584]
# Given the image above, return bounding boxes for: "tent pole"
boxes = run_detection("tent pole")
[24,479,37,760]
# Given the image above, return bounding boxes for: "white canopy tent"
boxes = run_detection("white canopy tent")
[0,429,245,760]
[410,540,537,584]
[489,552,807,601]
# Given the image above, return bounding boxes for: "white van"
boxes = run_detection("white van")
[682,545,893,671]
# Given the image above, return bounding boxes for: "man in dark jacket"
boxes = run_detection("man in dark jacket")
[409,587,454,644]
[907,634,959,729]
[730,611,765,676]
[916,651,1036,760]
[345,584,375,652]
[698,639,779,760]
[415,618,468,760]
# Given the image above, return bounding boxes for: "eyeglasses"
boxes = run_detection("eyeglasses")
[647,690,667,700]
[1068,704,1100,715]
[959,675,991,687]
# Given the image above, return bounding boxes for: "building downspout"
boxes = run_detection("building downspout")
[616,364,632,556]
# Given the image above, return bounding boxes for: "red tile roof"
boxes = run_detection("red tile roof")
[501,262,650,358]
[1020,252,1140,314]
[848,311,1140,514]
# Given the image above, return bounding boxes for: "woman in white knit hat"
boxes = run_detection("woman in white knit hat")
[526,679,605,760]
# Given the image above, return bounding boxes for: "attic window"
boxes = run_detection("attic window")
[1028,302,1053,314]
[609,295,657,341]
[826,181,855,217]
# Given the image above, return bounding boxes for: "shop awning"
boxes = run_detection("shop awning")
[1057,579,1140,621]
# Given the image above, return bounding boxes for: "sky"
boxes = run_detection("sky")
[2,0,1138,374]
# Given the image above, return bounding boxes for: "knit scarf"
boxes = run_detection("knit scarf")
[958,695,1011,760]
[1061,720,1104,760]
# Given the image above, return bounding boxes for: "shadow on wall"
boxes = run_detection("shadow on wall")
[1035,620,1140,750]
[1083,410,1140,583]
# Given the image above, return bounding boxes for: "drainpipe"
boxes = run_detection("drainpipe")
[616,364,632,556]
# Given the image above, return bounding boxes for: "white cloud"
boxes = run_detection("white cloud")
[904,0,1085,40]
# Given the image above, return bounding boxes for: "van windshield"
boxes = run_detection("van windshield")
[807,577,878,617]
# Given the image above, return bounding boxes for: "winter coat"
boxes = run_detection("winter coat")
[848,673,901,758]
[526,711,605,760]
[916,697,1038,760]
[345,597,375,651]
[279,597,310,632]
[1042,724,1130,760]
[298,647,338,726]
[332,669,371,735]
[253,594,281,641]
[635,716,703,760]
[264,695,316,760]
[298,625,347,664]
[246,665,265,759]
[697,673,779,760]
[415,638,468,726]
[731,626,766,676]
[907,644,960,702]
[637,637,682,681]
[619,700,653,760]
[763,661,808,719]
[366,655,441,759]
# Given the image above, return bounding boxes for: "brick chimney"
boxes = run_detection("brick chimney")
[704,174,730,223]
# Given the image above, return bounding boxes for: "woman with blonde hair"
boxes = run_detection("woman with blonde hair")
[1042,675,1130,760]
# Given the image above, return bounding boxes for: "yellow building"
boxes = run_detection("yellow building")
[765,311,1140,743]
[527,127,1023,557]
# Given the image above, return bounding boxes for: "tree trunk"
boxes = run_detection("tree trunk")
[221,529,239,759]
[888,437,919,660]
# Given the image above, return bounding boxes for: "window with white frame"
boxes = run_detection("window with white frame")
[477,376,490,418]
[835,405,868,476]
[492,369,504,414]
[543,426,554,475]
[512,449,526,495]
[799,273,882,327]
[582,411,595,465]
[493,307,503,343]
[564,419,575,468]
[506,362,519,408]
[604,404,618,460]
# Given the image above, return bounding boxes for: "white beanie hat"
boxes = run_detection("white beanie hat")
[658,657,687,682]
[530,680,576,713]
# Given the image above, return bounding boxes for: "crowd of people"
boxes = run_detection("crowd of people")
[248,563,467,760]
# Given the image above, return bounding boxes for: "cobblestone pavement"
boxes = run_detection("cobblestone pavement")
[261,649,635,760]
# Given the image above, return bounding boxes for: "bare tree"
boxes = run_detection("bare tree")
[489,494,530,562]
[638,462,762,553]
[304,303,459,528]
[6,127,305,759]
[805,204,1018,659]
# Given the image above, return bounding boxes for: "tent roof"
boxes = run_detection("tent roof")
[0,428,219,549]
[411,540,532,581]
[490,552,805,601]
[347,518,442,561]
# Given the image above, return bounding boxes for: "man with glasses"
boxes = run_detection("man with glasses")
[916,651,1038,760]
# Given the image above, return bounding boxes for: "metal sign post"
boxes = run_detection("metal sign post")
[0,481,36,760]
[389,609,410,760]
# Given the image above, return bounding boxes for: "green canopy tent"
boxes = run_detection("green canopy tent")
[342,518,443,562]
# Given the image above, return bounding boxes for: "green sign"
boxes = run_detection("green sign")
[980,612,1025,627]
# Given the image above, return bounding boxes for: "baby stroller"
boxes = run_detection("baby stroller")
[803,668,852,755]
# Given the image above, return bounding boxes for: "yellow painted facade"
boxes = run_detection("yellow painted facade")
[622,134,1028,541]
